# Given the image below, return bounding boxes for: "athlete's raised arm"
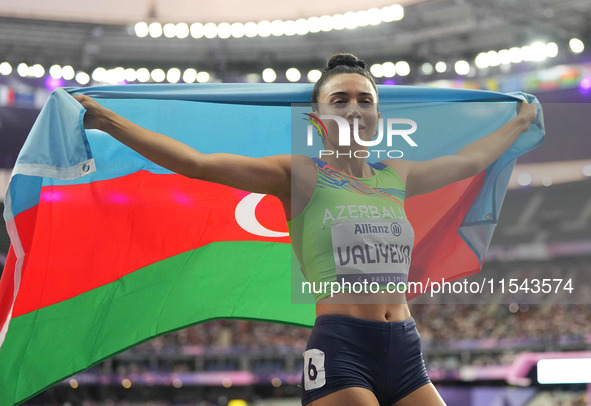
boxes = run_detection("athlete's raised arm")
[384,101,538,198]
[73,95,291,198]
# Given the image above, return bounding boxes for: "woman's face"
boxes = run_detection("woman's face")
[315,73,380,148]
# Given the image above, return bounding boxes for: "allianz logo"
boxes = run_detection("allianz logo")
[353,222,402,236]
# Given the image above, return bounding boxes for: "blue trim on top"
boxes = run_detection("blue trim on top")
[311,157,327,167]
[312,158,388,171]
[369,161,388,170]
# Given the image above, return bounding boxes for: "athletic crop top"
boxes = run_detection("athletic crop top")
[288,157,414,302]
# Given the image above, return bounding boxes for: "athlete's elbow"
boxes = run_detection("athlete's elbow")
[455,154,487,178]
[182,152,210,180]
[469,159,486,177]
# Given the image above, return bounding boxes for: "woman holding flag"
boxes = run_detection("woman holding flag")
[74,53,537,406]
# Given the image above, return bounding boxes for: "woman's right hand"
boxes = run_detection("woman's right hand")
[72,95,109,130]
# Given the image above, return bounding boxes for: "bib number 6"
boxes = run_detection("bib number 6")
[303,349,326,390]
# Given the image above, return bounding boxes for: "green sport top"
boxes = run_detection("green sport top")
[288,157,414,302]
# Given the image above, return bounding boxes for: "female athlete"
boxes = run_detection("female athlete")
[74,53,537,406]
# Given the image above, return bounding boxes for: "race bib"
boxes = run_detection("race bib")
[303,349,326,390]
[331,219,414,284]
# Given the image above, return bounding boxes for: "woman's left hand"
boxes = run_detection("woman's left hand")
[517,100,537,126]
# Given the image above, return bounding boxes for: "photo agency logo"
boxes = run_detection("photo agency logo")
[304,113,419,159]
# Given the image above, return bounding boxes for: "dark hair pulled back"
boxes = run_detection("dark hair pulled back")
[311,53,378,107]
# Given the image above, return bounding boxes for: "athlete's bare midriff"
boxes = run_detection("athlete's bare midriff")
[316,292,411,322]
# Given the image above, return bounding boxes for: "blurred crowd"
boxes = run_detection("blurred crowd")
[130,302,590,356]
[137,319,311,355]
[127,258,591,360]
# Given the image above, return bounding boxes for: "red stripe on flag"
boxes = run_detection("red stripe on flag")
[0,247,17,336]
[406,171,486,298]
[12,171,289,317]
[0,202,39,343]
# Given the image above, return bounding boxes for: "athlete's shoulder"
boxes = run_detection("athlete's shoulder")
[291,154,316,165]
[379,159,412,185]
[291,155,319,180]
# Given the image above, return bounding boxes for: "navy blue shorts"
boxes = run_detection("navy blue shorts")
[301,314,431,406]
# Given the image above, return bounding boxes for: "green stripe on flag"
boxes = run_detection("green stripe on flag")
[0,241,314,405]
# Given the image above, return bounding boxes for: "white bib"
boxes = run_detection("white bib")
[330,218,414,284]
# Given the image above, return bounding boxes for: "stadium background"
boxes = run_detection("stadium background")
[0,0,590,404]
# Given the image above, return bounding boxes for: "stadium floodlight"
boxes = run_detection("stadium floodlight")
[516,173,532,187]
[92,67,106,82]
[190,23,204,39]
[498,49,511,64]
[196,71,210,83]
[569,38,584,53]
[370,63,384,78]
[62,65,75,80]
[307,69,321,83]
[176,23,189,39]
[545,42,558,58]
[295,19,309,35]
[49,65,63,79]
[395,61,410,76]
[30,64,45,78]
[435,61,447,73]
[124,68,137,83]
[244,22,257,38]
[148,22,163,38]
[286,68,301,82]
[134,22,149,38]
[538,358,591,384]
[217,23,232,39]
[203,23,218,39]
[421,63,433,75]
[367,8,382,25]
[355,10,369,27]
[530,41,547,61]
[151,68,165,83]
[332,14,346,30]
[256,21,272,37]
[136,68,150,83]
[382,62,396,78]
[284,20,297,36]
[509,47,523,63]
[262,68,276,83]
[454,60,470,75]
[307,16,322,33]
[17,63,29,77]
[271,20,285,36]
[382,5,404,22]
[166,68,181,83]
[319,15,333,32]
[183,68,197,83]
[75,72,90,85]
[475,52,489,69]
[105,67,125,84]
[231,23,245,38]
[0,62,12,76]
[487,50,500,66]
[163,23,176,38]
[521,45,534,61]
